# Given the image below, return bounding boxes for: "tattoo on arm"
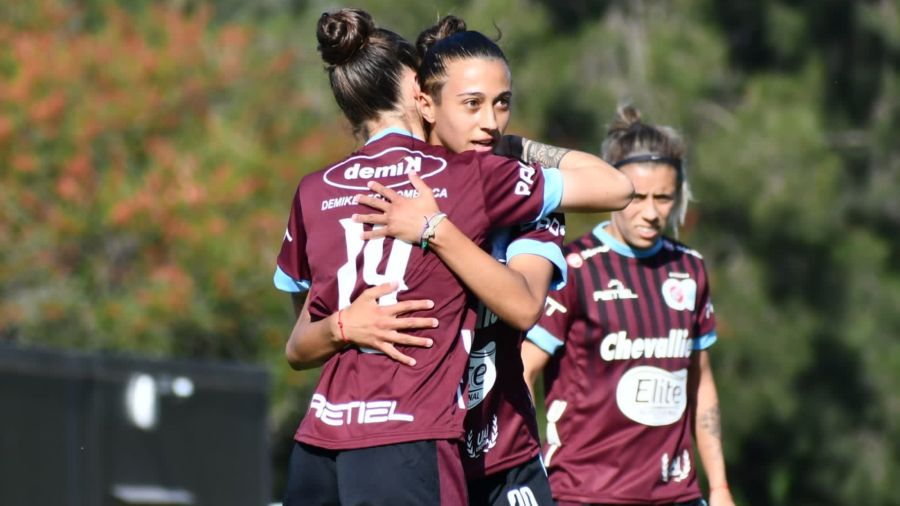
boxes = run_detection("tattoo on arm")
[521,138,571,168]
[700,404,722,439]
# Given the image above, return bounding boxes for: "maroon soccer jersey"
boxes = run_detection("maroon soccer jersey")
[275,129,563,450]
[462,213,566,480]
[526,222,717,504]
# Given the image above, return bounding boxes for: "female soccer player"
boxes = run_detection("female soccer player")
[522,106,736,506]
[354,15,587,506]
[274,9,632,506]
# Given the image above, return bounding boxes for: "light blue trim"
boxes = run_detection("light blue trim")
[526,324,564,355]
[273,266,310,293]
[592,221,663,258]
[507,239,568,290]
[539,168,563,220]
[365,127,421,145]
[694,331,717,350]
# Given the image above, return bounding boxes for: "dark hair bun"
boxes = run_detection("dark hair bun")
[317,9,374,66]
[416,15,467,61]
[608,104,643,135]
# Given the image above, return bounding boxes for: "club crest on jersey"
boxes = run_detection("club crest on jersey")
[566,252,583,268]
[466,341,497,409]
[465,414,499,459]
[661,276,696,311]
[323,147,447,190]
[661,449,691,483]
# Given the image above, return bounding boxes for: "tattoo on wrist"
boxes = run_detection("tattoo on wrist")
[521,138,571,168]
[700,404,722,439]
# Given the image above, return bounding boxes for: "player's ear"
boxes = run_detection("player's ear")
[417,91,437,127]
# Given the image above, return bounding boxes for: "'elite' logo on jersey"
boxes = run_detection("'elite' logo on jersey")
[466,341,497,409]
[323,147,448,190]
[616,366,687,426]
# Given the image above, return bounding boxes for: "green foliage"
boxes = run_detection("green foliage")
[1,0,898,503]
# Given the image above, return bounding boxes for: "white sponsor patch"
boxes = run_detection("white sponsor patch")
[593,279,638,301]
[566,252,583,268]
[616,366,687,426]
[661,277,697,311]
[466,341,497,409]
[599,329,693,361]
[323,147,447,190]
[308,393,414,426]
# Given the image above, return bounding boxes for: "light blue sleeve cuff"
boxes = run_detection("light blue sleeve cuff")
[693,331,717,350]
[539,168,563,220]
[274,265,310,293]
[507,239,567,290]
[526,324,564,355]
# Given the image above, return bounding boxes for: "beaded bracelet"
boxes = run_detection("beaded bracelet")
[420,212,448,251]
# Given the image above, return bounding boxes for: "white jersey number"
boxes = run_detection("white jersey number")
[337,218,411,308]
[507,486,538,506]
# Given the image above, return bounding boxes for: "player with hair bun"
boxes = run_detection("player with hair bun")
[523,105,736,506]
[354,14,627,506]
[275,9,632,505]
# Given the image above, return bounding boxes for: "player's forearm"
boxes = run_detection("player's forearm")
[503,136,634,213]
[285,310,343,370]
[427,220,546,331]
[555,149,634,213]
[694,352,730,491]
[521,340,551,402]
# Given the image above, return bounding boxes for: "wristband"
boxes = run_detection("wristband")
[420,212,448,251]
[336,310,349,343]
[711,484,729,492]
[492,134,525,161]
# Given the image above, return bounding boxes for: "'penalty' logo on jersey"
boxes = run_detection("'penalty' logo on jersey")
[323,147,448,190]
[308,393,414,426]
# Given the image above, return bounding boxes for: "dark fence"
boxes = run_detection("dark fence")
[0,344,270,506]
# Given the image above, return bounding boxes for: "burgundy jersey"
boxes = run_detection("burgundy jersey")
[275,129,564,450]
[526,222,717,504]
[462,213,566,480]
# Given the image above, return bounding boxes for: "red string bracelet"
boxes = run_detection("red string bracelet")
[337,310,349,343]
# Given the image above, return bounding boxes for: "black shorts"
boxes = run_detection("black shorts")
[557,499,707,506]
[283,439,466,506]
[467,454,556,506]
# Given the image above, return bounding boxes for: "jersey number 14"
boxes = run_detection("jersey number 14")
[337,218,412,308]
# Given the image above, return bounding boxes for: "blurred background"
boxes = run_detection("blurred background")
[0,0,897,504]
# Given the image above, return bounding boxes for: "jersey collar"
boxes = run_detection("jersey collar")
[592,221,663,258]
[366,127,422,145]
